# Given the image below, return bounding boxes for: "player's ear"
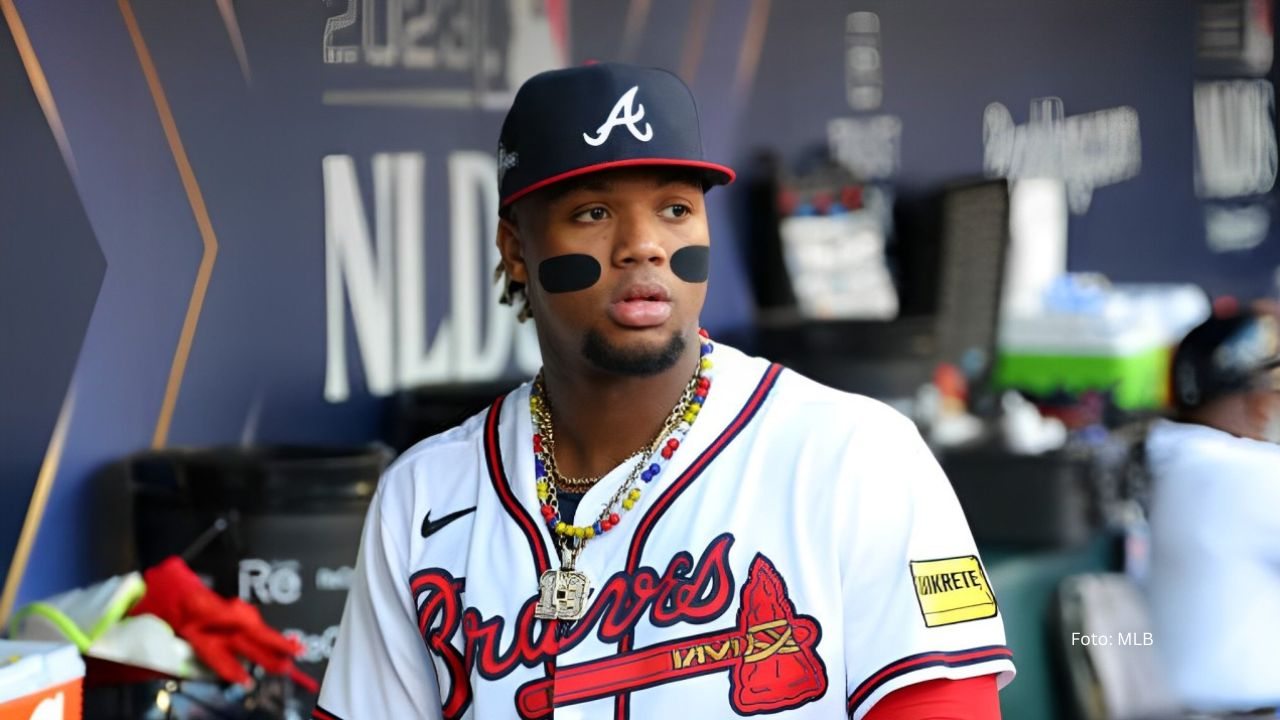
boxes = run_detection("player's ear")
[497,212,529,286]
[1245,388,1271,420]
[1240,388,1274,438]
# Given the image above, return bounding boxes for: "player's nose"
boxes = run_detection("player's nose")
[610,210,668,269]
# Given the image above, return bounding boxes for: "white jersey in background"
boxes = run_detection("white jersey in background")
[316,344,1014,719]
[1145,419,1280,711]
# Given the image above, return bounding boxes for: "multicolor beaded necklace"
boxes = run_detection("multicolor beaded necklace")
[529,330,714,621]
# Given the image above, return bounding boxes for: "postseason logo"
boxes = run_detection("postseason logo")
[318,0,567,402]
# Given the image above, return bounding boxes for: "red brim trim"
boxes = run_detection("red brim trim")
[501,158,736,207]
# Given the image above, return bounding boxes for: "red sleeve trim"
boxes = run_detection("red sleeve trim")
[312,705,344,720]
[863,675,1000,720]
[846,645,1012,716]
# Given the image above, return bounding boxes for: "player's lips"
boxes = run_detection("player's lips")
[608,282,672,328]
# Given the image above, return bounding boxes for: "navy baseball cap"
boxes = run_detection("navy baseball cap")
[497,62,735,207]
[1172,309,1280,410]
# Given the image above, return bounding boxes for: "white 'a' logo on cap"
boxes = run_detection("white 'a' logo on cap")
[583,86,654,146]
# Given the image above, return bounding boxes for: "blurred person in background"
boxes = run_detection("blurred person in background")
[1145,302,1280,712]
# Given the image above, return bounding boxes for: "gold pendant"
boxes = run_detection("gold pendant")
[534,569,592,621]
[534,548,592,621]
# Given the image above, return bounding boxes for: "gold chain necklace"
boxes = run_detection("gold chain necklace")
[529,333,715,621]
[531,375,692,493]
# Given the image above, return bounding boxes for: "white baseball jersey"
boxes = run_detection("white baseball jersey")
[1145,419,1280,710]
[316,344,1014,720]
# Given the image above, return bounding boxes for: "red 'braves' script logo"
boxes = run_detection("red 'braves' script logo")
[410,534,828,718]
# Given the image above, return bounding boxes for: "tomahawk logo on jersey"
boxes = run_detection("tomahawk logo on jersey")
[316,345,1015,719]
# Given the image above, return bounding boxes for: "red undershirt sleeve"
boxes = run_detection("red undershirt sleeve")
[862,675,1001,720]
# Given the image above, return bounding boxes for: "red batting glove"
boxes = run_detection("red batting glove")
[130,556,308,688]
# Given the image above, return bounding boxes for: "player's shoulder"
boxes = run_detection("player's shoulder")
[723,348,939,526]
[767,357,920,443]
[714,344,925,469]
[714,343,919,444]
[1149,419,1280,481]
[392,404,491,466]
[376,385,526,504]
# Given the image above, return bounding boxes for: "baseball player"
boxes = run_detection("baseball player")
[1145,305,1280,710]
[316,63,1014,720]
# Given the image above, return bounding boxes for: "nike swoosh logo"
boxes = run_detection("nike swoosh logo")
[421,507,476,539]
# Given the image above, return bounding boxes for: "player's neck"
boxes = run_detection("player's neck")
[540,340,702,481]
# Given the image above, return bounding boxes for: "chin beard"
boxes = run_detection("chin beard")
[581,330,686,377]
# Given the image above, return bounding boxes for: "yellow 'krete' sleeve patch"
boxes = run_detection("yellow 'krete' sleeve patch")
[910,555,997,627]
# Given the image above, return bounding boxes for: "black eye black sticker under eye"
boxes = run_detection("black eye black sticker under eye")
[670,245,710,283]
[538,254,602,293]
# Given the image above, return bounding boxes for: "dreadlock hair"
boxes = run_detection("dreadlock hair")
[496,203,533,322]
